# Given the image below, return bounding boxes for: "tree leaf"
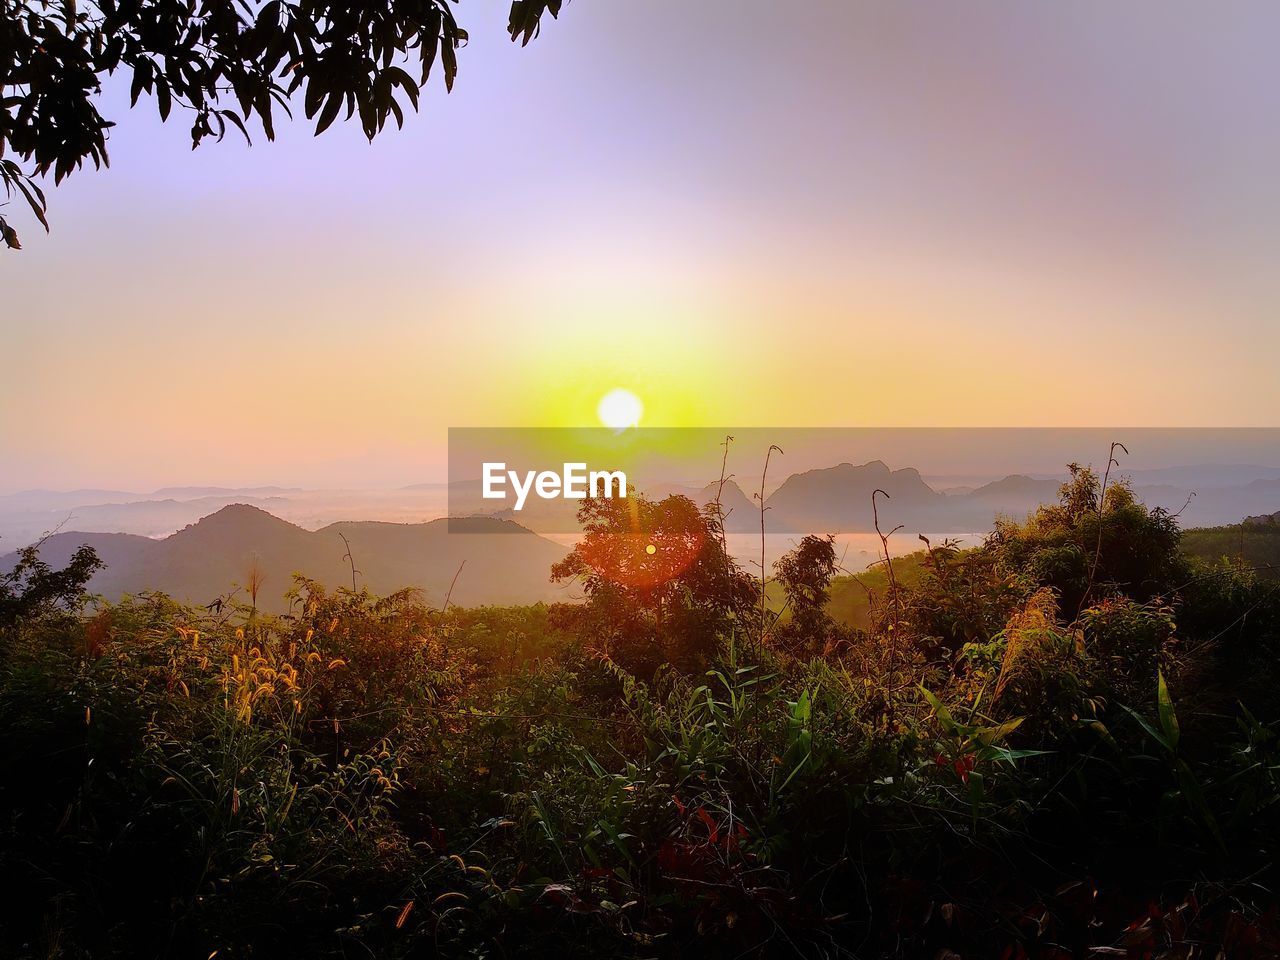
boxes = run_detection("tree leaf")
[1157,669,1180,752]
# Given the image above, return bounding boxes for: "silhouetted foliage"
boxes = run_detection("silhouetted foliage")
[770,534,848,656]
[551,492,754,676]
[1176,556,1280,702]
[1183,521,1280,580]
[907,536,1021,658]
[0,541,100,629]
[3,463,1280,958]
[988,464,1185,614]
[0,0,564,247]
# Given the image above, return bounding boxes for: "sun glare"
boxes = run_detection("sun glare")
[597,388,643,429]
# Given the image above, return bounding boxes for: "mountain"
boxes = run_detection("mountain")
[7,460,1276,556]
[1245,478,1280,495]
[0,494,297,544]
[765,461,944,531]
[453,477,762,535]
[315,516,570,607]
[150,486,303,498]
[962,475,1064,517]
[638,479,759,531]
[0,488,144,510]
[1124,464,1280,488]
[697,479,759,530]
[2,504,570,612]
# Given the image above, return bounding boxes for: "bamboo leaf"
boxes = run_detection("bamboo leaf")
[1157,669,1180,752]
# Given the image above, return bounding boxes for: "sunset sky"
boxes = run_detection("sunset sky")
[4,1,1280,491]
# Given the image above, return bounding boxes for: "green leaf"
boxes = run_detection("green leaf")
[791,689,811,724]
[776,749,811,793]
[1157,669,1180,752]
[1086,720,1119,751]
[966,769,986,826]
[974,716,1023,746]
[980,745,1051,764]
[920,685,957,734]
[1120,703,1173,754]
[577,748,607,778]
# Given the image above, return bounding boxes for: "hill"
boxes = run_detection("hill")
[824,551,935,630]
[1,505,570,611]
[765,460,946,531]
[824,521,1280,630]
[639,479,758,531]
[1182,522,1280,580]
[962,475,1062,516]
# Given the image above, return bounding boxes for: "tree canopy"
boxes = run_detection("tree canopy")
[0,541,100,628]
[551,492,756,676]
[1,0,563,248]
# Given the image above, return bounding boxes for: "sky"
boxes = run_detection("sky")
[3,1,1280,492]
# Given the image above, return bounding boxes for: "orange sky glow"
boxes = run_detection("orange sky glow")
[3,2,1279,491]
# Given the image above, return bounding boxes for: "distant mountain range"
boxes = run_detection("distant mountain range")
[0,486,449,544]
[764,461,941,530]
[635,463,1271,534]
[714,462,1277,534]
[0,486,303,510]
[1,505,570,612]
[5,459,1280,600]
[5,468,1277,541]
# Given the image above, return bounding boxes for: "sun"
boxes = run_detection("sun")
[597,388,643,429]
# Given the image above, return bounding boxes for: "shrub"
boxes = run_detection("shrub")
[988,465,1185,614]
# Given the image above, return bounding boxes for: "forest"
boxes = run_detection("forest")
[1,465,1278,958]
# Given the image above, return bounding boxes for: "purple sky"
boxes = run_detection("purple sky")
[3,2,1279,491]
